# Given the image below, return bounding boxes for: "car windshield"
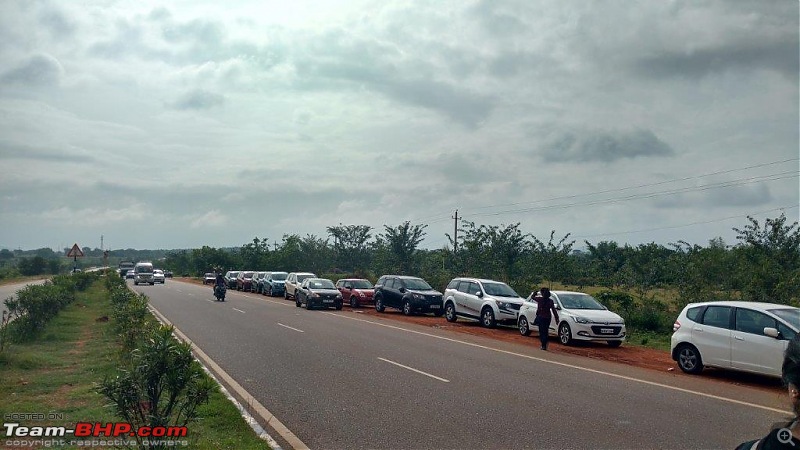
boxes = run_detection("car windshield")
[558,293,606,310]
[229,272,239,277]
[297,274,313,282]
[482,282,518,297]
[271,272,287,281]
[243,272,254,278]
[404,278,433,290]
[768,308,800,330]
[309,280,335,289]
[351,280,373,289]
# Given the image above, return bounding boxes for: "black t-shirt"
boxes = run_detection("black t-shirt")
[738,425,800,450]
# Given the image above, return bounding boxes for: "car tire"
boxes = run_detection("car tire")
[350,297,359,308]
[676,344,704,374]
[284,290,289,300]
[295,298,301,308]
[519,316,531,336]
[375,295,385,312]
[305,298,313,310]
[335,301,343,311]
[403,300,413,316]
[481,307,496,328]
[558,322,573,345]
[445,302,457,322]
[433,309,444,317]
[608,340,622,348]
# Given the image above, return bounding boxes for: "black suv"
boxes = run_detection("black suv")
[373,275,444,316]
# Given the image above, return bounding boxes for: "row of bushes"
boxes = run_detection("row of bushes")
[1,271,98,354]
[100,275,214,449]
[597,290,675,333]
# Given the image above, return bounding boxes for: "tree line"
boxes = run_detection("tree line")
[164,214,800,311]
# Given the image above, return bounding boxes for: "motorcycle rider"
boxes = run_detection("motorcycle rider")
[214,269,226,300]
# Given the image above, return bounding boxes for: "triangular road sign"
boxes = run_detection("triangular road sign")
[66,243,85,258]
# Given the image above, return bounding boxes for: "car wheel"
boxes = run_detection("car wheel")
[558,322,572,345]
[295,298,301,308]
[403,300,413,316]
[433,309,444,317]
[519,316,531,336]
[445,302,457,322]
[305,298,313,310]
[284,290,289,300]
[481,307,496,328]
[266,286,271,296]
[608,340,622,348]
[335,301,343,311]
[375,296,385,312]
[350,297,359,308]
[676,344,704,374]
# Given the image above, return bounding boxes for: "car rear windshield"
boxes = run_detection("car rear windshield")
[558,294,606,310]
[404,278,433,290]
[297,274,313,282]
[768,308,800,330]
[243,272,254,278]
[351,280,373,289]
[271,272,287,280]
[482,282,518,297]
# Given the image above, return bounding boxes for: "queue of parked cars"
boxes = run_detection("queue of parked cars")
[201,267,799,380]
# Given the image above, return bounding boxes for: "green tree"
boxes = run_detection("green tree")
[326,224,373,273]
[379,221,428,274]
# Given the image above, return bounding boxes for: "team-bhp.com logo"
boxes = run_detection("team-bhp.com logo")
[4,422,187,439]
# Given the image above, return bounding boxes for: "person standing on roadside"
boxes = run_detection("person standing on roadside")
[736,335,800,449]
[533,287,559,351]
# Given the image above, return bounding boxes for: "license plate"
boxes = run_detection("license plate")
[323,299,334,303]
[600,328,614,334]
[429,305,440,309]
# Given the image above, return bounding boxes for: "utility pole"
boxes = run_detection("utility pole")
[452,209,459,254]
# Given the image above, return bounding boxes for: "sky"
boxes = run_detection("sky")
[0,0,797,252]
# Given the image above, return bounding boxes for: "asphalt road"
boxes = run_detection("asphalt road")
[134,279,789,450]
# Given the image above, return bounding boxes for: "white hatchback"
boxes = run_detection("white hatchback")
[670,301,800,378]
[518,290,626,347]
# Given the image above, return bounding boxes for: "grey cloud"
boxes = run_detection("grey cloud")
[470,0,528,37]
[1,53,63,86]
[654,182,772,209]
[542,128,675,163]
[634,39,799,81]
[0,142,95,163]
[88,20,144,60]
[170,89,225,110]
[39,8,76,38]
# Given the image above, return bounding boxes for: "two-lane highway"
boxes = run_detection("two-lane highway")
[134,280,788,449]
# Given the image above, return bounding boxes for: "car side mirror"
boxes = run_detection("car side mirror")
[764,327,781,339]
[475,291,483,297]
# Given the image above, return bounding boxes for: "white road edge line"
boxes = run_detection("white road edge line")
[378,357,450,383]
[147,304,308,450]
[324,312,790,415]
[232,308,246,314]
[277,323,305,333]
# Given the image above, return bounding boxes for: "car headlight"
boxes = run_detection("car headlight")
[573,316,590,324]
[336,294,343,299]
[412,293,422,300]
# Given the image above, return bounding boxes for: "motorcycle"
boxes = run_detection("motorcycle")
[214,284,227,302]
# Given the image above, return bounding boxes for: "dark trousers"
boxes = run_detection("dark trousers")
[537,315,551,349]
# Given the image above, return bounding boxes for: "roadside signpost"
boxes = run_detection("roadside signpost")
[66,243,84,273]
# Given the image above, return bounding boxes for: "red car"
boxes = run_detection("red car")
[236,271,256,291]
[335,278,375,308]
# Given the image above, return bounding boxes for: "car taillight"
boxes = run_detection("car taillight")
[673,320,681,332]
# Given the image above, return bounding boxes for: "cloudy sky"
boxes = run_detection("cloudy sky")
[0,0,797,252]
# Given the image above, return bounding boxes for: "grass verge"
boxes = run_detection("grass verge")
[0,280,271,450]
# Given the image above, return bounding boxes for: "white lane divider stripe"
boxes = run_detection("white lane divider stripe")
[232,308,246,314]
[378,357,450,383]
[277,323,305,333]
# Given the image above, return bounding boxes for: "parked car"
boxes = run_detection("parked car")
[670,301,799,378]
[285,272,316,300]
[518,290,626,347]
[164,270,173,278]
[336,278,374,308]
[263,271,288,297]
[373,275,443,316]
[252,271,268,293]
[126,270,135,279]
[443,277,524,327]
[295,278,343,310]
[224,271,240,289]
[236,271,256,291]
[153,269,166,284]
[203,273,216,285]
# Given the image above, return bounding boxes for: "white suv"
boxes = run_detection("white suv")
[518,290,626,347]
[284,272,316,300]
[443,278,525,328]
[671,301,799,378]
